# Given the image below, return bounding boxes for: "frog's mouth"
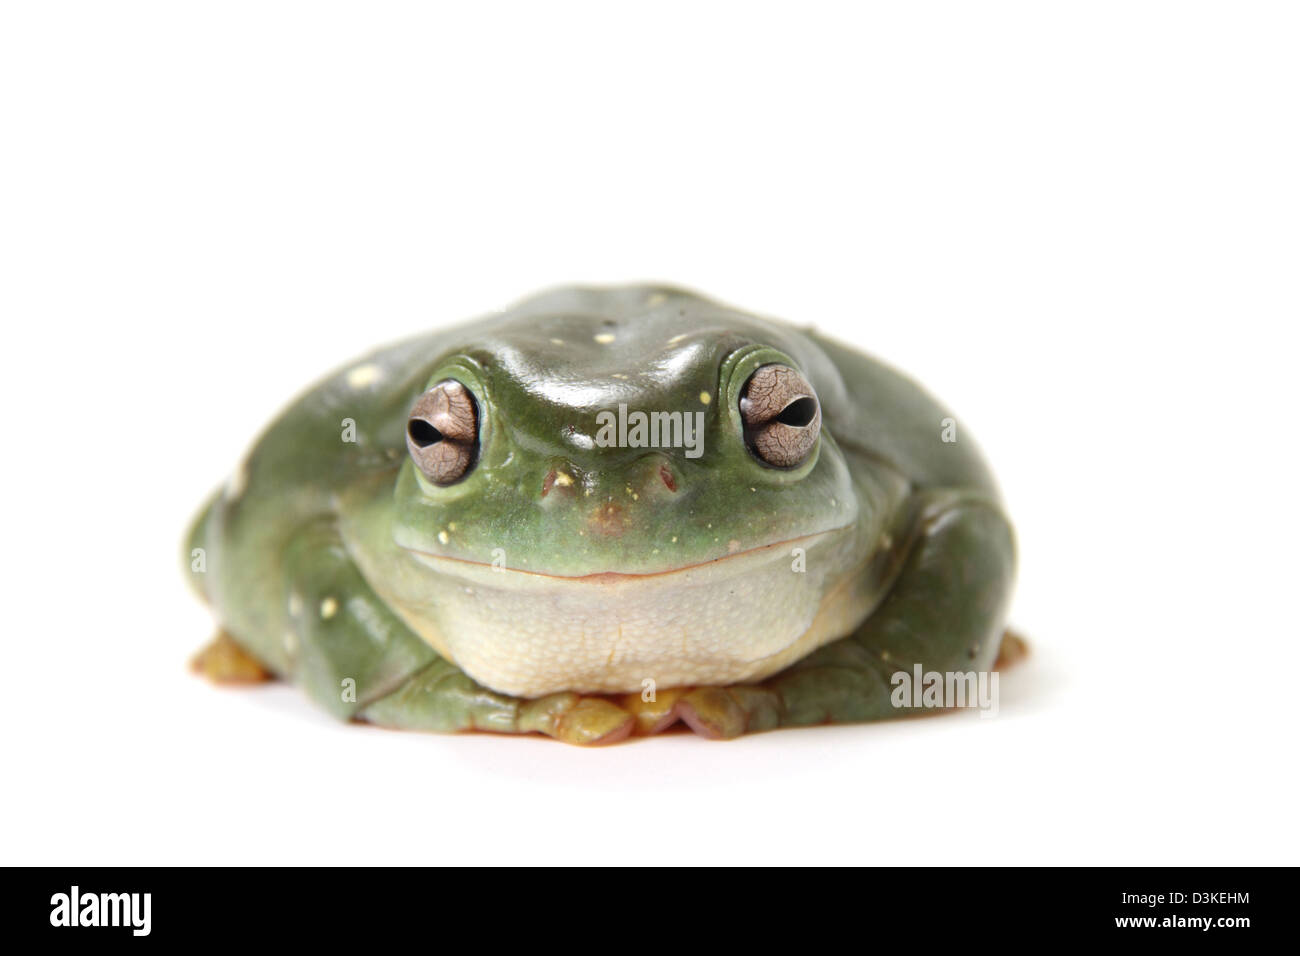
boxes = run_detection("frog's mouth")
[386,524,874,697]
[401,528,843,581]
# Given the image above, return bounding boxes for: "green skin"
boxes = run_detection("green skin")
[186,286,1015,744]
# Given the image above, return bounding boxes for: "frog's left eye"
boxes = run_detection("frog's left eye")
[406,380,479,485]
[740,364,821,468]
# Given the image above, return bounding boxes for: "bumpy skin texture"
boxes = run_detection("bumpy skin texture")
[186,286,1015,744]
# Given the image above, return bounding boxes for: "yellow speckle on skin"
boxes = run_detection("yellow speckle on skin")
[320,597,339,619]
[448,522,457,531]
[594,333,616,345]
[553,472,573,487]
[549,338,564,345]
[699,391,711,405]
[438,530,450,544]
[345,363,381,389]
[667,333,687,345]
[288,593,303,617]
[611,373,629,380]
[647,292,667,305]
[671,536,678,543]
[282,630,298,654]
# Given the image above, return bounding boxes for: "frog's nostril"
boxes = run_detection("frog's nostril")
[408,420,442,448]
[659,465,677,492]
[540,467,578,498]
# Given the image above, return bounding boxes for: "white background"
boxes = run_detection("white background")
[2,2,1296,865]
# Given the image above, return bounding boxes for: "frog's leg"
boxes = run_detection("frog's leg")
[282,524,634,745]
[654,493,1016,739]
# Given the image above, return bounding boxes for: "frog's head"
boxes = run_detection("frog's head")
[388,286,871,695]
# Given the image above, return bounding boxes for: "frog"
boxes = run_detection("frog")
[185,285,1020,745]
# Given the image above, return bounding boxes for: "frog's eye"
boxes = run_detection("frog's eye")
[739,364,821,468]
[406,380,479,485]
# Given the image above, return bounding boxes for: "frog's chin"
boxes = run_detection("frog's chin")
[387,525,873,697]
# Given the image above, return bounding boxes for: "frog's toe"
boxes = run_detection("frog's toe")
[677,685,783,740]
[518,693,635,746]
[618,687,690,735]
[191,631,273,684]
[994,628,1030,669]
[677,688,744,739]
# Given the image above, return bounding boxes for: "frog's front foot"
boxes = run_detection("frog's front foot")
[356,659,637,746]
[617,686,782,740]
[517,693,635,746]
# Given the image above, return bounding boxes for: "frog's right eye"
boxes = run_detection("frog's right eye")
[406,380,479,485]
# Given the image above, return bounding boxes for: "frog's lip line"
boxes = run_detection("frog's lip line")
[400,526,851,583]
